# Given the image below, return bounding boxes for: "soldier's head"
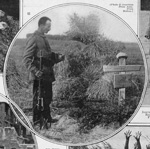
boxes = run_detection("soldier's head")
[38,17,51,34]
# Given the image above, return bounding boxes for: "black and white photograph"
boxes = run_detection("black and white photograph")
[0,94,37,149]
[4,3,146,145]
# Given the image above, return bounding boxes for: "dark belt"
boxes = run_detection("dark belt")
[34,58,53,67]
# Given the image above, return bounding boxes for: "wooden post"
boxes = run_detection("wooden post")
[0,103,6,127]
[7,107,12,126]
[116,52,128,104]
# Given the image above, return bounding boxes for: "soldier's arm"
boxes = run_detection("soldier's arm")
[23,37,38,74]
[51,52,65,64]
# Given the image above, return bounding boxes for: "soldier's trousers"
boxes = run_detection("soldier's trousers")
[32,79,53,123]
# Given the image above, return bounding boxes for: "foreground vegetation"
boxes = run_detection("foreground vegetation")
[0,10,19,72]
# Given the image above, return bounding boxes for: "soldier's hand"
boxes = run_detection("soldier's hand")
[35,70,43,78]
[59,54,65,61]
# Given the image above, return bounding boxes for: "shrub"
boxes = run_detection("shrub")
[66,52,91,77]
[52,37,144,133]
[53,77,89,108]
[0,12,19,72]
[66,13,101,44]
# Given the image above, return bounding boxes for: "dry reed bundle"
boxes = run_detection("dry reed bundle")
[63,41,86,56]
[81,44,101,60]
[81,61,103,84]
[86,73,118,102]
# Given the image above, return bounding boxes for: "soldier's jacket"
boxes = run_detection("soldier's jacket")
[23,30,62,82]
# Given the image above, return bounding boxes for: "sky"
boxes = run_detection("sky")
[17,5,137,43]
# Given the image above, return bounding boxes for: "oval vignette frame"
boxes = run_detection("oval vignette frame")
[3,2,149,147]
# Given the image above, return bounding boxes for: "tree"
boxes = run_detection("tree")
[66,13,101,44]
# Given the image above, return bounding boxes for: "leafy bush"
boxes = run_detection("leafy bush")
[66,52,91,77]
[52,36,144,133]
[67,93,140,133]
[53,77,88,108]
[0,12,19,72]
[66,13,101,44]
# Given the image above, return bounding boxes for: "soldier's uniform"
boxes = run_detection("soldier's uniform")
[23,30,62,124]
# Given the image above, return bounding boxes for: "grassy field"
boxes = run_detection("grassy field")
[9,38,144,72]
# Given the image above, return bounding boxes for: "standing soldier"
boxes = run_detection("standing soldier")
[23,17,64,128]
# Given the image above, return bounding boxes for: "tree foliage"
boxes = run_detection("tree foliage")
[0,11,19,72]
[66,13,101,44]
